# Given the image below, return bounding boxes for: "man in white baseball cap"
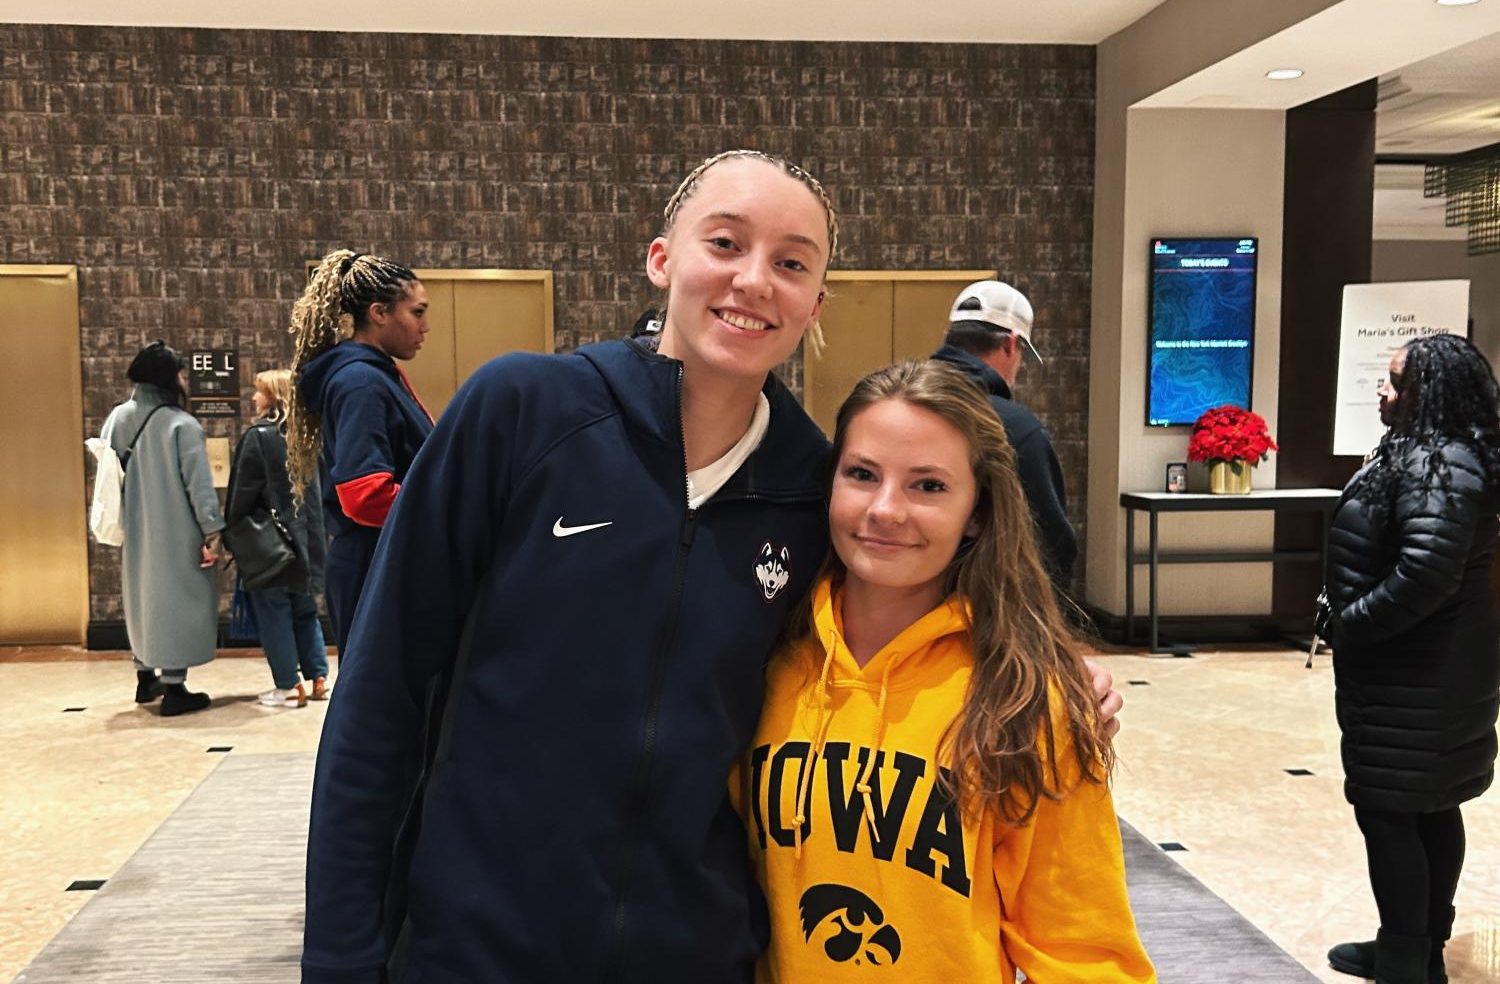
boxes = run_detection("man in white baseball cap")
[931,279,1077,594]
[948,279,1042,374]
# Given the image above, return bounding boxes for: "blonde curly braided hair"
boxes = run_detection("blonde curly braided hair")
[660,150,839,355]
[286,249,418,500]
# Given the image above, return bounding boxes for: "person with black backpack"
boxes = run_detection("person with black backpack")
[107,341,224,716]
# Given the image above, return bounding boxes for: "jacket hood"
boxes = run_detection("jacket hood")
[297,341,399,416]
[932,343,1013,401]
[576,338,831,500]
[811,576,970,686]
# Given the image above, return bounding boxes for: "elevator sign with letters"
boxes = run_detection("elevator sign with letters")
[189,349,239,418]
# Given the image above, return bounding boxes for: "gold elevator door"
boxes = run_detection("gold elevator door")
[402,270,556,419]
[0,266,88,645]
[804,271,995,437]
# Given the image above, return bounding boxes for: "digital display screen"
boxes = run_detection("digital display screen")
[1147,237,1257,427]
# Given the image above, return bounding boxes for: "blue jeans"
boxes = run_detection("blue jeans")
[247,588,329,689]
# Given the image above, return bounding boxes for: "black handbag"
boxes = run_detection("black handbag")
[224,507,297,590]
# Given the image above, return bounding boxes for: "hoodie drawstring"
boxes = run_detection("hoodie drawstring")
[855,660,895,838]
[792,642,839,860]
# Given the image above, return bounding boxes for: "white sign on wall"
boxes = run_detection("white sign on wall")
[1332,280,1469,457]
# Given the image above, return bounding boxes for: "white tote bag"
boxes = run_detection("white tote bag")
[85,409,126,546]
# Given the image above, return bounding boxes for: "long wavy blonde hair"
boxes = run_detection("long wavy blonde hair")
[804,360,1110,823]
[285,249,418,499]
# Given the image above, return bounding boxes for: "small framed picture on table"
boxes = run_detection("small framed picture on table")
[1165,462,1187,493]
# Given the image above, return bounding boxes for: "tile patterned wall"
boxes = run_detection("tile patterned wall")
[0,25,1095,623]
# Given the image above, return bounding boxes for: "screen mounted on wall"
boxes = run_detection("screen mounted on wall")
[1147,237,1257,427]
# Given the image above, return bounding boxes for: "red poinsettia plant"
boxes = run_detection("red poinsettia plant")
[1187,405,1278,465]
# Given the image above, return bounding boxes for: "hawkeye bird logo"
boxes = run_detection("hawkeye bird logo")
[798,883,902,967]
[753,542,791,602]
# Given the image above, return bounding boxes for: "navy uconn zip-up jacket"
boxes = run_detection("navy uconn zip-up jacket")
[303,339,831,984]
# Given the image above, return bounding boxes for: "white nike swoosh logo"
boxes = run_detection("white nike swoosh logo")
[552,517,613,538]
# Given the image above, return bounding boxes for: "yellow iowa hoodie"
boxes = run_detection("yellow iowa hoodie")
[736,577,1155,983]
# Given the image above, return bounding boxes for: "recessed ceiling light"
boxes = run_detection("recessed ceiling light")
[1266,68,1304,81]
[1435,0,1482,7]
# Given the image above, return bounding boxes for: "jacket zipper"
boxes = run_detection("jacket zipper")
[602,364,699,981]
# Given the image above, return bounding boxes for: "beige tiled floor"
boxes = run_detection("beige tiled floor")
[1103,649,1500,984]
[1,646,1496,982]
[0,652,332,982]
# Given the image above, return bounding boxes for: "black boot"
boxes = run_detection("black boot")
[1427,905,1454,984]
[1331,915,1453,983]
[1328,939,1376,978]
[1375,930,1430,984]
[160,683,211,717]
[134,670,163,704]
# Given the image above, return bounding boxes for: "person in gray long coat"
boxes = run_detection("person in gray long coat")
[107,341,225,716]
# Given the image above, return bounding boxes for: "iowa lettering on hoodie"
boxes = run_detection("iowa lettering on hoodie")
[744,740,971,897]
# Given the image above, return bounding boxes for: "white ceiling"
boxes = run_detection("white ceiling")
[4,0,1171,45]
[1136,0,1500,122]
[1126,0,1500,240]
[1377,31,1500,155]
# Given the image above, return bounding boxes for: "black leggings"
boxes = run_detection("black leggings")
[1353,805,1465,936]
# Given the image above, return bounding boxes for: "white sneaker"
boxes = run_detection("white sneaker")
[258,685,307,708]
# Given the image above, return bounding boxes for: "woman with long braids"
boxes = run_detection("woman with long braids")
[741,360,1153,982]
[287,251,433,653]
[1324,333,1500,984]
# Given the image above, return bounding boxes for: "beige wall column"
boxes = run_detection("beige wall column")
[1085,0,1340,618]
[1087,108,1287,617]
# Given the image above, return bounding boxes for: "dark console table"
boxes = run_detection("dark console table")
[1120,488,1343,653]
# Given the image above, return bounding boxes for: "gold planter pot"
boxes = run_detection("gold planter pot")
[1209,459,1253,494]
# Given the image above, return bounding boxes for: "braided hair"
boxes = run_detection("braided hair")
[660,150,839,354]
[286,249,418,499]
[1347,332,1500,526]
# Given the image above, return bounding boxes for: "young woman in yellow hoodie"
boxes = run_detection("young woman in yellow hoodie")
[739,360,1155,982]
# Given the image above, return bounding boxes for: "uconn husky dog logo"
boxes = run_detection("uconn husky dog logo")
[754,542,791,601]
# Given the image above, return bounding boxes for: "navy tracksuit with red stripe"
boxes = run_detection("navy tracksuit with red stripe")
[297,341,433,650]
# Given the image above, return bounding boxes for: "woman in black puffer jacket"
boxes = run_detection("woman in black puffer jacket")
[1324,333,1500,984]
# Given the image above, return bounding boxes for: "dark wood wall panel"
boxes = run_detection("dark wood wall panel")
[0,25,1096,624]
[1273,80,1376,619]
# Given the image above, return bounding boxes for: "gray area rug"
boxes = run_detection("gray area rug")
[15,753,310,984]
[16,753,1318,983]
[1118,822,1320,982]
